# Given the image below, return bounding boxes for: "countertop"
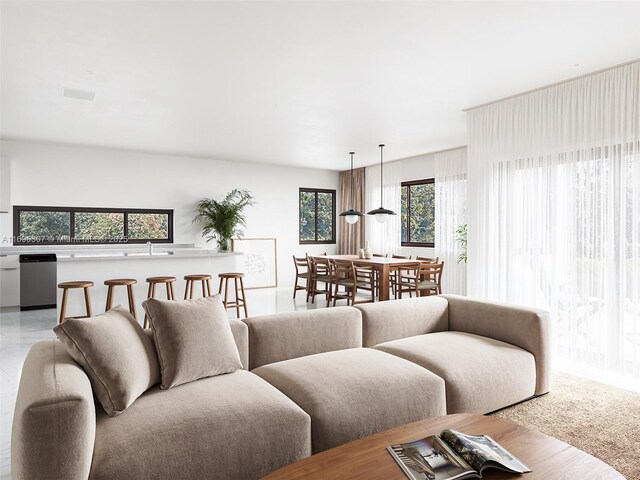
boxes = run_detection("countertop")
[0,244,242,262]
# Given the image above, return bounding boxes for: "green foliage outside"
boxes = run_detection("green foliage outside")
[299,191,334,242]
[194,189,256,251]
[128,213,169,240]
[18,210,170,243]
[75,212,124,240]
[456,223,467,264]
[401,183,435,244]
[19,211,70,242]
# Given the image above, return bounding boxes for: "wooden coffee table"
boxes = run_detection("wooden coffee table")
[263,413,623,479]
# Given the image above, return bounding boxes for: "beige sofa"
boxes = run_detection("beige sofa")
[12,295,549,480]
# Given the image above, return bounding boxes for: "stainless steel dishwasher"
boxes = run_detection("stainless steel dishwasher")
[19,253,57,310]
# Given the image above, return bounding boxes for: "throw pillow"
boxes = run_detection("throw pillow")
[142,295,242,389]
[53,306,160,417]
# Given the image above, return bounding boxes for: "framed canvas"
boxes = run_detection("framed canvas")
[231,237,278,289]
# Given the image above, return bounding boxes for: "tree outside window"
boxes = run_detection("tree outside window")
[299,188,336,244]
[401,179,435,247]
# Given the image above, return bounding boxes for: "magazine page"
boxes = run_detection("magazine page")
[387,435,480,480]
[440,430,531,474]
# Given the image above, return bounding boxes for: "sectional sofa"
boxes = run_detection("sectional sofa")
[12,294,549,480]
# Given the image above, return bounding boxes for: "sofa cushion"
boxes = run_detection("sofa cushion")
[253,348,446,453]
[355,296,449,347]
[90,370,311,480]
[143,295,243,389]
[53,306,160,417]
[373,331,536,414]
[243,307,362,369]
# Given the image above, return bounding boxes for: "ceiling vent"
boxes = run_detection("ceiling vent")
[63,88,95,101]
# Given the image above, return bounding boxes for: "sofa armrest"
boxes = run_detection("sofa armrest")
[243,307,362,369]
[229,319,249,369]
[12,340,95,480]
[443,294,551,395]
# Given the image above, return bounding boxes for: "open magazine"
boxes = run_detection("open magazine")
[387,429,531,480]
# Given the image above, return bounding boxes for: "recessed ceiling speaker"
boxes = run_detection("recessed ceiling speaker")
[63,88,96,101]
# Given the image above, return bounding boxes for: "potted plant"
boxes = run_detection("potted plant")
[194,189,256,251]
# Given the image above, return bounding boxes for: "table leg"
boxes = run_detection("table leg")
[378,264,390,301]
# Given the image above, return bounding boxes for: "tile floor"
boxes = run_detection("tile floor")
[0,286,325,479]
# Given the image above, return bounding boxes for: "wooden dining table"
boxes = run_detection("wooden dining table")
[309,254,421,301]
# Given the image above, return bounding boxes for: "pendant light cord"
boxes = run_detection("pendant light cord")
[379,144,384,207]
[350,152,354,210]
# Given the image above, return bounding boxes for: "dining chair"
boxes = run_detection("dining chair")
[372,253,388,258]
[394,262,421,299]
[398,262,445,298]
[292,255,311,299]
[390,254,412,298]
[306,256,333,304]
[332,259,375,306]
[416,256,439,263]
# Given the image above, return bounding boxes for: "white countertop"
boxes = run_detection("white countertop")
[0,244,242,262]
[57,250,242,262]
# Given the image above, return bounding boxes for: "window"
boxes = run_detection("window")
[13,206,173,245]
[299,188,336,244]
[401,179,435,247]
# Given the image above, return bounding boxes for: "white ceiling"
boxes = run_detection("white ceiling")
[2,1,639,170]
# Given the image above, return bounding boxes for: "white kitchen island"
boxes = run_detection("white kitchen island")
[56,248,241,322]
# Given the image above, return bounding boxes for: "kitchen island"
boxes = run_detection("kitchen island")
[0,244,241,321]
[56,248,241,321]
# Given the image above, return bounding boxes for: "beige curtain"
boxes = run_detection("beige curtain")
[337,167,365,254]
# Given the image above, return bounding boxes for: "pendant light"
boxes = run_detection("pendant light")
[367,144,396,223]
[339,152,364,224]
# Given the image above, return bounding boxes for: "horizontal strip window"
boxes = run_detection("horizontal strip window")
[13,206,174,245]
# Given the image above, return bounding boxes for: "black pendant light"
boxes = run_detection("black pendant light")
[367,144,396,223]
[339,152,364,224]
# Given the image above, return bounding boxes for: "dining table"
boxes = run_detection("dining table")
[308,254,422,301]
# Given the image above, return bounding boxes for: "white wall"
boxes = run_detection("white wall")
[0,140,339,285]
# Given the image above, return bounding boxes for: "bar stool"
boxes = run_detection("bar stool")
[144,276,176,328]
[58,281,94,324]
[184,274,213,300]
[218,273,248,318]
[104,278,137,319]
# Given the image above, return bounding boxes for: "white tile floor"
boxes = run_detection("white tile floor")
[0,286,328,479]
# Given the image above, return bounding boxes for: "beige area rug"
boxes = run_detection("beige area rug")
[491,371,640,480]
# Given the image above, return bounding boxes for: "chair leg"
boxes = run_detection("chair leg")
[239,277,248,318]
[84,287,93,318]
[105,285,113,312]
[234,277,240,317]
[184,280,190,300]
[223,277,230,310]
[59,288,68,324]
[127,285,137,319]
[206,279,212,297]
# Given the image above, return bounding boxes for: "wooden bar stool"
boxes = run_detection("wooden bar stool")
[218,273,248,318]
[104,278,137,319]
[58,281,94,324]
[144,276,176,328]
[184,274,213,299]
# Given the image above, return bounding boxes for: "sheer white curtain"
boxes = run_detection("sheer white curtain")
[467,61,640,379]
[365,161,402,255]
[434,147,467,295]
